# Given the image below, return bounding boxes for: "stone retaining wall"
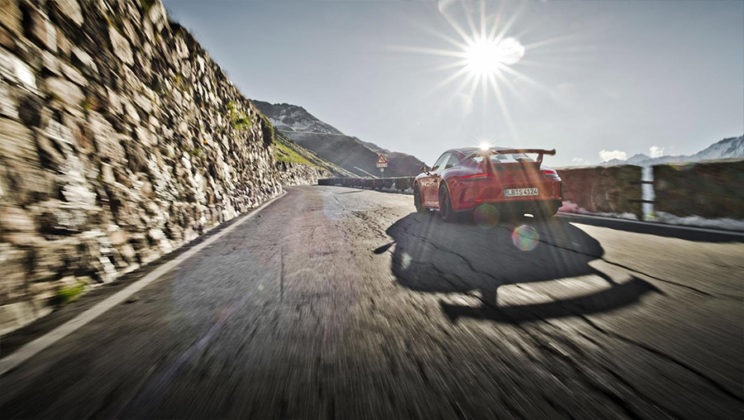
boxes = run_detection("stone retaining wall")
[0,0,303,334]
[556,165,643,218]
[277,162,331,187]
[654,159,744,219]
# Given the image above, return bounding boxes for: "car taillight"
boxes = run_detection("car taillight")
[458,173,489,181]
[541,169,561,180]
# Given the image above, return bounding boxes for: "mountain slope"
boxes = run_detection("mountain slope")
[254,101,342,136]
[273,130,354,177]
[602,135,744,166]
[253,101,425,177]
[693,135,744,161]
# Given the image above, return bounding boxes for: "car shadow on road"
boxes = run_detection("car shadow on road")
[380,213,661,324]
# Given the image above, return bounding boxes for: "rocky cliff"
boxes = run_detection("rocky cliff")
[0,0,320,334]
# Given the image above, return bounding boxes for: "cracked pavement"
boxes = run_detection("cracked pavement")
[0,186,742,419]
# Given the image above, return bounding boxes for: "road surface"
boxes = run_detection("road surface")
[1,186,742,419]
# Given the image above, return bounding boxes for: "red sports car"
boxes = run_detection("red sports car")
[413,147,562,221]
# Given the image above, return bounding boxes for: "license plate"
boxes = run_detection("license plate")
[504,187,539,197]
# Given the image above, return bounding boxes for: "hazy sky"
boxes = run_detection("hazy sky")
[164,0,744,166]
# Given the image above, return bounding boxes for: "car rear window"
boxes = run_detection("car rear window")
[490,153,533,163]
[462,151,535,168]
[462,155,484,168]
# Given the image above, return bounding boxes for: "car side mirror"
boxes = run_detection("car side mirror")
[421,165,431,174]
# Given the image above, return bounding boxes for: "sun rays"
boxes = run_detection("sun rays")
[393,0,551,142]
[464,37,525,73]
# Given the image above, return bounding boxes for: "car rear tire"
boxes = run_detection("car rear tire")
[439,184,456,222]
[536,202,559,219]
[413,184,426,213]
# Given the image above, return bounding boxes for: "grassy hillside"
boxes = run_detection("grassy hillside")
[273,130,354,177]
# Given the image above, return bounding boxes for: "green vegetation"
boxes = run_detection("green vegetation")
[103,12,122,35]
[140,0,156,13]
[272,130,351,174]
[259,114,274,145]
[274,140,313,165]
[81,97,93,114]
[226,101,252,131]
[189,147,200,156]
[172,73,185,91]
[54,281,86,305]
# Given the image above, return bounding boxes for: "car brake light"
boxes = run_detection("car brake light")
[541,169,561,180]
[458,173,489,181]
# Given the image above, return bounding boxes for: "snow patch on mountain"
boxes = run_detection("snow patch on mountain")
[252,100,342,135]
[601,135,743,166]
[694,135,744,161]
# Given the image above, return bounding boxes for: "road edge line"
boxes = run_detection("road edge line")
[0,190,287,377]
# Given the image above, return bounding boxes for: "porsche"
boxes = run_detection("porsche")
[413,147,562,221]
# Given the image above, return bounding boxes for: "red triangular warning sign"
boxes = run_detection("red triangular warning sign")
[377,154,387,164]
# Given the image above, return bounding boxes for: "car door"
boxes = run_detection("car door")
[423,152,450,207]
[437,153,462,198]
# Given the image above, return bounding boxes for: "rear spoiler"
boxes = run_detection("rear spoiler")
[467,148,556,165]
[492,148,555,163]
[491,148,556,156]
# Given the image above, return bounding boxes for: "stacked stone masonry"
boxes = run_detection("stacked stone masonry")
[557,165,643,217]
[0,0,324,334]
[654,159,744,219]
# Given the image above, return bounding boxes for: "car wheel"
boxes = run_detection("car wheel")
[413,184,426,213]
[439,183,456,222]
[536,202,559,219]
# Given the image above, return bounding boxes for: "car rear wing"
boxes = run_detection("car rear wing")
[465,148,556,168]
[490,149,556,164]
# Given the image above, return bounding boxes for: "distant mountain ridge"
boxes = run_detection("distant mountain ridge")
[253,100,425,177]
[602,135,744,166]
[253,101,342,136]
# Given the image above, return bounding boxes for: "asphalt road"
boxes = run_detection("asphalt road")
[1,186,742,419]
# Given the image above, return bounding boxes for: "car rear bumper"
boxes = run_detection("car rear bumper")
[451,180,562,211]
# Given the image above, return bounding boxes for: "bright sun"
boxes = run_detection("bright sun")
[464,37,525,76]
[396,0,547,140]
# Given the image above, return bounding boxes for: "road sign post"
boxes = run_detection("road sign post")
[376,154,388,178]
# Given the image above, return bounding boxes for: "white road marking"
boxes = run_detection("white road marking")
[0,191,287,377]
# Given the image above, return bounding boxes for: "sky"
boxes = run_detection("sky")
[163,0,744,167]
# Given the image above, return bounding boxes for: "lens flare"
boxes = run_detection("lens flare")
[473,203,500,227]
[511,224,539,251]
